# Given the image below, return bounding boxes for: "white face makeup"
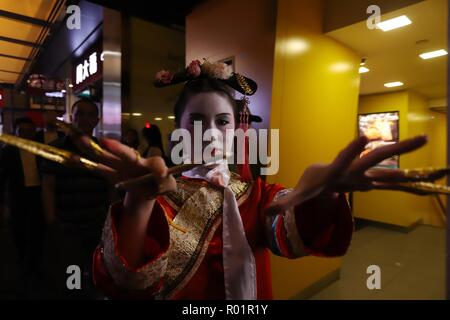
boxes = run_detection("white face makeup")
[178,92,236,163]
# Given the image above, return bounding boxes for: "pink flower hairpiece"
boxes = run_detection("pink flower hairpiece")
[187,60,202,78]
[155,59,233,86]
[155,70,174,84]
[153,59,257,97]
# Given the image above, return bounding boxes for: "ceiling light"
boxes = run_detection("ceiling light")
[168,116,175,120]
[384,81,404,88]
[132,113,142,117]
[377,15,412,32]
[68,84,74,88]
[419,49,448,60]
[154,117,163,121]
[359,66,370,74]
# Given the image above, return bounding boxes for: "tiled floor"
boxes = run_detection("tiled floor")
[309,223,446,300]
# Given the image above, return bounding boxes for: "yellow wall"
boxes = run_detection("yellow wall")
[269,0,360,299]
[353,90,446,227]
[429,113,447,170]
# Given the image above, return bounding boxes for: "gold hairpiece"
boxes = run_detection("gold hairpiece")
[235,73,254,95]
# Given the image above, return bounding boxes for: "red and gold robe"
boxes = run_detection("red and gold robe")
[93,173,353,299]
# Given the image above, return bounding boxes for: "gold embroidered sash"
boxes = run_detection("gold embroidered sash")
[158,174,251,299]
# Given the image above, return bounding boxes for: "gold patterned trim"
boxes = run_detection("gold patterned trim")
[164,216,222,299]
[164,178,203,210]
[101,205,168,291]
[229,173,252,204]
[158,186,223,298]
[235,73,254,95]
[163,173,251,211]
[157,174,252,299]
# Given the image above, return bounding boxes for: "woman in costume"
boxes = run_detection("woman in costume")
[89,60,433,300]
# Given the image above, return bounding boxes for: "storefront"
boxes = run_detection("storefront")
[23,0,120,137]
[71,39,103,104]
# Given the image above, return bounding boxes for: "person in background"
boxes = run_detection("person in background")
[40,98,112,299]
[142,124,168,164]
[35,110,64,145]
[0,117,45,297]
[121,128,140,150]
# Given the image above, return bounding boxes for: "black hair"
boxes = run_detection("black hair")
[142,124,164,152]
[122,127,140,149]
[71,98,99,116]
[13,117,35,131]
[173,76,237,127]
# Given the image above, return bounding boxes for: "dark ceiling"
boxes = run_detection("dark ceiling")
[86,0,205,28]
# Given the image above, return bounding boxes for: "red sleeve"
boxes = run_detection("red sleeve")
[294,192,354,257]
[258,178,353,258]
[92,198,170,299]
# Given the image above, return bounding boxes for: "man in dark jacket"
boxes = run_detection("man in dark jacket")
[40,99,112,299]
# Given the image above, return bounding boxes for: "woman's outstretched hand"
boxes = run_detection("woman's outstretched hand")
[266,135,437,216]
[73,136,177,200]
[72,137,177,268]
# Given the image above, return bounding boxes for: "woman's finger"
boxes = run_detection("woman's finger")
[365,167,450,183]
[372,181,432,196]
[328,136,369,179]
[66,154,120,182]
[351,135,427,174]
[142,156,169,178]
[266,137,368,216]
[100,138,142,165]
[365,169,413,182]
[113,156,170,191]
[93,163,120,182]
[71,135,123,170]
